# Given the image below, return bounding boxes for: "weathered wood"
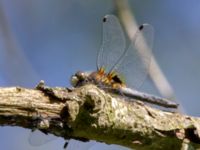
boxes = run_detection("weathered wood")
[0,82,199,149]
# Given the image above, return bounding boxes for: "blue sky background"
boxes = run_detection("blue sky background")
[0,0,200,149]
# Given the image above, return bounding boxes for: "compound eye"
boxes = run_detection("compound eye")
[70,75,79,87]
[75,71,85,79]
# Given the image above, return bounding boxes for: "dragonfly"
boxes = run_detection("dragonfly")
[29,14,178,150]
[71,14,178,109]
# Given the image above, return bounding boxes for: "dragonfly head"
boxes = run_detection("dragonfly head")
[70,71,90,87]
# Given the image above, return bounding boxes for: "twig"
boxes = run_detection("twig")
[0,82,199,149]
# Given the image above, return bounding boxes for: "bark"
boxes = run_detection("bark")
[0,81,200,149]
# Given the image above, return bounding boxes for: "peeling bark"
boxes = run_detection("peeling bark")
[0,82,200,149]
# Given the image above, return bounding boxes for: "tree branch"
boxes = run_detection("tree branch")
[0,82,200,149]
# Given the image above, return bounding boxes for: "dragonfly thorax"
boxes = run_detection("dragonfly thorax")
[71,68,126,89]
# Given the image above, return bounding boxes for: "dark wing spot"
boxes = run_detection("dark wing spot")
[63,141,68,149]
[103,17,107,22]
[112,75,123,84]
[139,24,144,31]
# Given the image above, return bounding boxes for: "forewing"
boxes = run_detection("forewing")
[66,140,97,150]
[29,130,57,146]
[111,24,154,89]
[97,15,126,72]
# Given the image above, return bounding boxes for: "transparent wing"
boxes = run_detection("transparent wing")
[111,24,154,89]
[28,130,57,146]
[66,139,97,150]
[66,140,130,150]
[97,15,126,72]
